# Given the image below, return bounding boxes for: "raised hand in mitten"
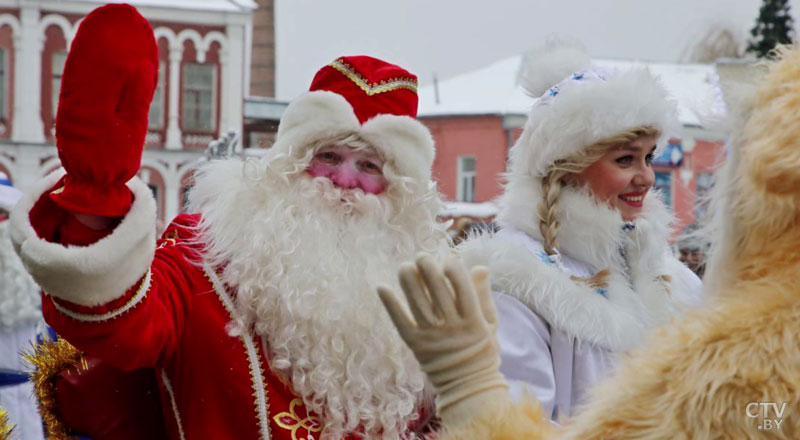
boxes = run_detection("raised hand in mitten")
[378,254,511,428]
[49,4,158,217]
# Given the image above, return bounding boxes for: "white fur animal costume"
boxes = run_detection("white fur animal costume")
[457,41,702,420]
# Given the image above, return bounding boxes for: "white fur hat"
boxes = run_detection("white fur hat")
[272,91,435,184]
[269,56,435,184]
[510,40,680,179]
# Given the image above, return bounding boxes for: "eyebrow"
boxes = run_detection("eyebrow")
[617,144,657,153]
[354,148,383,162]
[354,146,385,160]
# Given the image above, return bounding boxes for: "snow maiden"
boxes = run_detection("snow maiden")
[457,41,703,421]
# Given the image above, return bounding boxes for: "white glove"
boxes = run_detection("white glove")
[378,254,511,427]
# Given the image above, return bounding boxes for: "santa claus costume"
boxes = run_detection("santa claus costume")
[0,173,45,440]
[456,41,703,421]
[11,4,447,439]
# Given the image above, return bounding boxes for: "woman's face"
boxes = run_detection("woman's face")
[571,135,657,221]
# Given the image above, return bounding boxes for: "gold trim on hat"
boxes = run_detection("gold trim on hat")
[330,59,418,95]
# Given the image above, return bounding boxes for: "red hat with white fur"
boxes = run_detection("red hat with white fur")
[272,56,435,183]
[309,56,419,123]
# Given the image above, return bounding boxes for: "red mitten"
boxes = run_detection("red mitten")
[30,178,118,246]
[50,4,158,217]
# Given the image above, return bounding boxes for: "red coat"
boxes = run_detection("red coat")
[15,172,432,440]
[44,214,336,439]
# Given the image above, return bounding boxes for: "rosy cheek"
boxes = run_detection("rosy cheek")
[307,162,334,178]
[592,167,629,202]
[358,175,388,194]
[336,168,387,194]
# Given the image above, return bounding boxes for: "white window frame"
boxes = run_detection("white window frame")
[695,172,714,220]
[457,155,476,203]
[654,170,673,209]
[52,51,68,119]
[181,62,217,133]
[148,60,166,130]
[0,49,7,120]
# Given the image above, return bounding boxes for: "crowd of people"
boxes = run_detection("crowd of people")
[1,3,798,439]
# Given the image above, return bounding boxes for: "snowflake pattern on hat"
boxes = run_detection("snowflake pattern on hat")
[535,68,611,108]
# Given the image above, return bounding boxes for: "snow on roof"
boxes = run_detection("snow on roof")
[440,201,499,218]
[418,55,724,127]
[72,0,257,12]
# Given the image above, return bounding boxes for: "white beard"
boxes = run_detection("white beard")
[188,153,449,439]
[0,220,41,329]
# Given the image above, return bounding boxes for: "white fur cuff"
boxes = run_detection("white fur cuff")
[10,170,157,307]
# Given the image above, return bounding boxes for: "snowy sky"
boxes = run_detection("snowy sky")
[274,0,798,100]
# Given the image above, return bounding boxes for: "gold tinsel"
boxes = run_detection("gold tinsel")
[21,338,87,440]
[0,407,14,440]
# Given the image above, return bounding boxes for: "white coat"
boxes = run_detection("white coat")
[459,185,702,421]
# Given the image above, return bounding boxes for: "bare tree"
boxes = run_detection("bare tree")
[682,26,746,63]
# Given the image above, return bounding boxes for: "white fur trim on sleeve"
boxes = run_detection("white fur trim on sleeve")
[50,269,151,321]
[10,169,157,307]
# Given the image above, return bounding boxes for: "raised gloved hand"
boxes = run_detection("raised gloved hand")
[378,254,511,427]
[49,4,159,217]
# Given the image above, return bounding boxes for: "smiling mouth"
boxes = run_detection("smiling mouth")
[619,193,645,207]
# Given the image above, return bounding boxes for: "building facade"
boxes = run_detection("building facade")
[0,0,267,225]
[418,56,729,238]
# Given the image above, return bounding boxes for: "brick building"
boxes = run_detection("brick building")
[418,55,728,236]
[0,0,282,225]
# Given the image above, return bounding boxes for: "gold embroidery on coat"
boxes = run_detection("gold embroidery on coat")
[273,398,322,440]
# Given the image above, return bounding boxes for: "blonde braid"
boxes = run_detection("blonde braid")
[538,168,612,289]
[539,166,611,288]
[538,169,568,256]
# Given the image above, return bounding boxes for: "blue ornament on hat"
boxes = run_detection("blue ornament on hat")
[0,171,22,214]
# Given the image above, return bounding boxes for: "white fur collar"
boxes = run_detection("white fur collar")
[463,183,683,351]
[496,173,673,271]
[459,228,680,351]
